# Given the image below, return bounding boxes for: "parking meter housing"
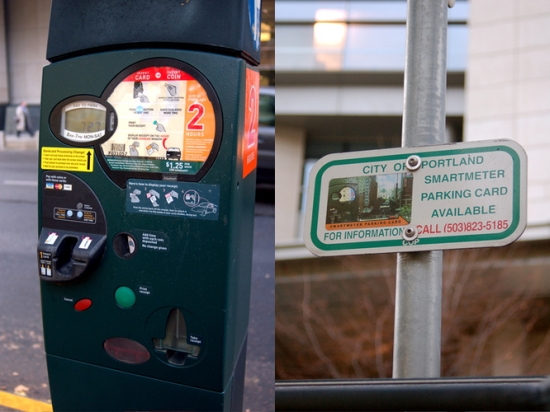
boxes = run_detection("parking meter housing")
[37,1,260,411]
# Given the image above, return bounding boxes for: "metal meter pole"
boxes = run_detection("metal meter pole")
[392,0,448,378]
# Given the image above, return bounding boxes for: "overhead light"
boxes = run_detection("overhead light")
[314,22,347,47]
[313,8,347,70]
[315,8,347,22]
[314,9,347,47]
[261,22,271,42]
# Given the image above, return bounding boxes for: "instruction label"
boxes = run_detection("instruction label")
[41,147,94,172]
[133,230,170,253]
[103,65,217,175]
[304,140,527,256]
[126,179,219,220]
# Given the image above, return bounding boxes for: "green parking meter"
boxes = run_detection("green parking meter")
[37,1,261,410]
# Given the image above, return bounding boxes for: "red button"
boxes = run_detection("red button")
[74,298,92,311]
[104,338,150,364]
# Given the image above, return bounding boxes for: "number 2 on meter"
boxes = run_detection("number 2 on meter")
[187,103,205,130]
[247,85,257,148]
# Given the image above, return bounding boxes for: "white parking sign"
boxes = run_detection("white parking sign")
[304,140,527,256]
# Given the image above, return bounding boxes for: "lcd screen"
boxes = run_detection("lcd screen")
[61,101,106,142]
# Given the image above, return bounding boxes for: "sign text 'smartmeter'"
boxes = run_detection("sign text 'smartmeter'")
[304,140,527,256]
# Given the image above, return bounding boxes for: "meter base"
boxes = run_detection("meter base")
[46,344,246,412]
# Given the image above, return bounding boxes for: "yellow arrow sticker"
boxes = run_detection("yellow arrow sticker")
[41,147,94,172]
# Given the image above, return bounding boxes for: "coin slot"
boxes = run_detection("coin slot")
[113,233,137,259]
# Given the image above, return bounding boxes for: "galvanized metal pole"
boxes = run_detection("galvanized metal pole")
[392,0,448,378]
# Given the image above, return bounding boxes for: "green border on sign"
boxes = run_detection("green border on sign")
[310,145,522,252]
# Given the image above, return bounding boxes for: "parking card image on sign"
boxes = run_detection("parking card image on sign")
[326,173,413,230]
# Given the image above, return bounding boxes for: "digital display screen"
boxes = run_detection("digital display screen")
[64,108,105,133]
[61,101,106,142]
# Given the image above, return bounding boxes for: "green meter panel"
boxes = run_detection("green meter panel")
[38,49,259,411]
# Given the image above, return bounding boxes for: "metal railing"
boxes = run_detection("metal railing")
[275,376,550,411]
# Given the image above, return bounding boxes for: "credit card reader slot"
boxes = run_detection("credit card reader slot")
[38,231,107,282]
[38,172,107,282]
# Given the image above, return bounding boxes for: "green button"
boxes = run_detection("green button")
[115,286,136,308]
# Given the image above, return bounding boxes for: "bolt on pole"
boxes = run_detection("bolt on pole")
[392,0,449,378]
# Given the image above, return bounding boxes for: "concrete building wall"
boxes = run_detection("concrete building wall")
[465,0,550,239]
[5,0,50,105]
[275,125,306,243]
[276,86,464,117]
[0,0,9,104]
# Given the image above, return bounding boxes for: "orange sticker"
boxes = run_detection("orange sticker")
[243,69,260,178]
[183,80,216,161]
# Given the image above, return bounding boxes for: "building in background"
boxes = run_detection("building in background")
[275,0,467,249]
[0,0,50,147]
[0,0,275,148]
[276,0,550,380]
[464,0,550,240]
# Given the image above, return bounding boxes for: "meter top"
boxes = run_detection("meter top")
[46,0,261,65]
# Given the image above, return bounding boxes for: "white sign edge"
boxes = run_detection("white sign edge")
[303,139,528,257]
